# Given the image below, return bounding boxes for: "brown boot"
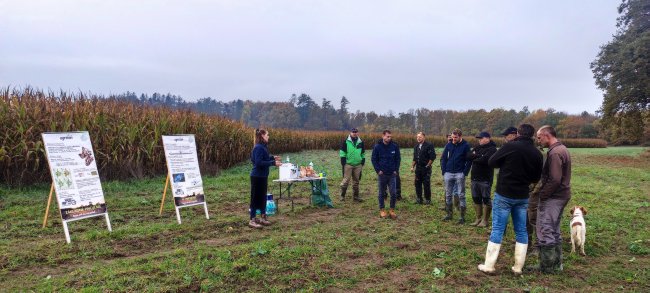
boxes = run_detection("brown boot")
[259,215,272,226]
[248,219,263,229]
[478,205,491,227]
[389,209,397,219]
[470,204,483,226]
[380,209,388,219]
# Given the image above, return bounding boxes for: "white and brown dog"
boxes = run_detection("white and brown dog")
[569,206,587,256]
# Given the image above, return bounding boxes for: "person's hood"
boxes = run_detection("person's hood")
[347,135,362,143]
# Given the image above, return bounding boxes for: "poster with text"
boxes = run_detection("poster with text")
[42,132,107,220]
[162,135,205,206]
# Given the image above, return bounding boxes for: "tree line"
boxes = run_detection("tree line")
[117,92,600,140]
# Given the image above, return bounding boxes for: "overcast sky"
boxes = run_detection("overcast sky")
[0,0,620,114]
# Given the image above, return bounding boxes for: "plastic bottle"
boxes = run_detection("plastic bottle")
[286,156,290,163]
[265,193,276,216]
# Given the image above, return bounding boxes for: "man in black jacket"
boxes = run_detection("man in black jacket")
[478,124,543,275]
[466,131,497,227]
[410,132,436,204]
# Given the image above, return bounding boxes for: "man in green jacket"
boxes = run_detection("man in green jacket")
[340,128,365,202]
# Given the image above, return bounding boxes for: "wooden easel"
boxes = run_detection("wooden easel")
[42,184,55,228]
[159,173,209,224]
[42,183,112,244]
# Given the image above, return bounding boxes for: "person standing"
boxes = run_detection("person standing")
[501,126,518,143]
[439,134,455,210]
[532,125,572,273]
[339,128,365,202]
[477,124,543,275]
[372,130,401,219]
[411,132,436,204]
[440,129,472,224]
[466,131,497,227]
[249,129,282,229]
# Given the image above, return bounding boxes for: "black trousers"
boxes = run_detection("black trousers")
[414,165,432,200]
[250,176,268,219]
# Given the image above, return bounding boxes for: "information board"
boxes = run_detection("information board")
[161,135,206,206]
[42,131,111,243]
[42,132,107,220]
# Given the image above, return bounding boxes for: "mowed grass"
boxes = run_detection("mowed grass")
[0,147,648,292]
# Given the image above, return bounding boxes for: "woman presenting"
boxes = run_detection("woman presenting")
[249,129,282,228]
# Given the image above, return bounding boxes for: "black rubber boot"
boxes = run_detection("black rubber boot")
[340,187,347,201]
[443,204,453,221]
[554,243,564,272]
[457,206,466,224]
[539,245,557,274]
[353,189,363,202]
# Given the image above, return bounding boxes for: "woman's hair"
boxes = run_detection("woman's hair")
[254,129,268,144]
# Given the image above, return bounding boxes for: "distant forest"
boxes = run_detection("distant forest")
[118,92,600,138]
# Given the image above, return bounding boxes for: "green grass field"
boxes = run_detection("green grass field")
[1,147,648,292]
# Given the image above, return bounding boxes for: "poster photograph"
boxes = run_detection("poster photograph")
[161,135,206,206]
[42,132,107,220]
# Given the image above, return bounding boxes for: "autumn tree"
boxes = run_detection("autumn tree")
[591,0,650,144]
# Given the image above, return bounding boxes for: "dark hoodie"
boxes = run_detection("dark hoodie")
[467,140,497,183]
[440,139,472,176]
[371,139,401,174]
[488,136,543,199]
[250,143,276,177]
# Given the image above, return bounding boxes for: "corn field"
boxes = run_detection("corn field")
[0,87,607,186]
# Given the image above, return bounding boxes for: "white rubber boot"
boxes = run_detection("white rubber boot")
[511,242,528,275]
[478,241,501,274]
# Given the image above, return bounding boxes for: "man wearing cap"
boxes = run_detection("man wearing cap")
[440,128,472,224]
[466,131,497,227]
[501,127,518,143]
[339,128,365,202]
[411,132,436,204]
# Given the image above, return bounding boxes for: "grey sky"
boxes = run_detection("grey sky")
[0,0,619,114]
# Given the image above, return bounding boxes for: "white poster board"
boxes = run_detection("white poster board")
[42,132,112,243]
[161,135,209,223]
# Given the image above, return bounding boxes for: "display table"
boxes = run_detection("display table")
[272,177,327,212]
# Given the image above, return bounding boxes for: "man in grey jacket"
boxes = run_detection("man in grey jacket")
[531,125,572,273]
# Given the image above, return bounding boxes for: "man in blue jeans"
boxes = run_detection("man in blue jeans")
[478,124,543,275]
[371,130,401,219]
[440,129,472,224]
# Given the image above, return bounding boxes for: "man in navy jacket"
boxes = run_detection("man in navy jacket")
[440,128,472,224]
[371,130,401,219]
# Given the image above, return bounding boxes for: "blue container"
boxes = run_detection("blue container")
[250,194,276,216]
[266,193,276,216]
